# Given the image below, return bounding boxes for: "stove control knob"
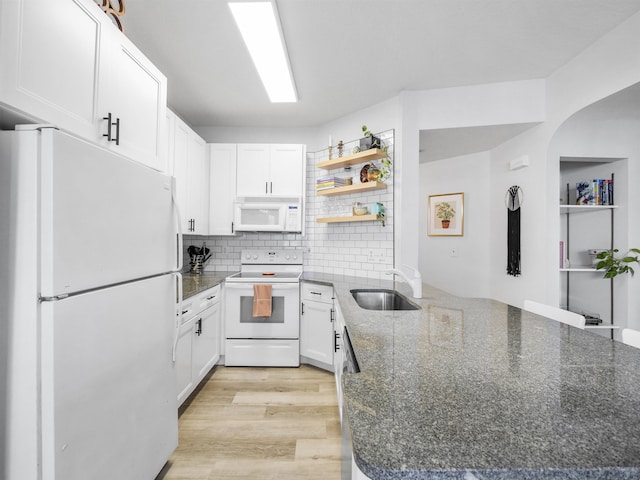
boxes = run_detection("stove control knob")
[253,255,258,260]
[245,254,251,260]
[285,254,290,260]
[293,254,298,260]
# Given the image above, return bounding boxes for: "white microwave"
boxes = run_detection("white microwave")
[234,200,302,232]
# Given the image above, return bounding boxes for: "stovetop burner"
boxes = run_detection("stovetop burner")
[225,249,304,283]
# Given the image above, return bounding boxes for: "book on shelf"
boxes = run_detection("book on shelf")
[576,179,614,205]
[316,175,347,190]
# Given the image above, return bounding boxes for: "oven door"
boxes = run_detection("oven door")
[225,283,300,338]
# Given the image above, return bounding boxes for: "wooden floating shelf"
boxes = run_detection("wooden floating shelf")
[316,181,387,197]
[316,214,378,224]
[317,148,388,170]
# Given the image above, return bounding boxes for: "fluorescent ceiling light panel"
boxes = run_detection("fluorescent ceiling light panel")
[229,1,298,103]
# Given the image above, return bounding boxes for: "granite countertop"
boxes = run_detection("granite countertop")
[181,272,231,300]
[302,272,640,479]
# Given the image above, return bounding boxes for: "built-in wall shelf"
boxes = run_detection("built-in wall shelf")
[560,205,618,213]
[316,214,378,224]
[317,148,387,170]
[560,267,600,272]
[316,181,387,197]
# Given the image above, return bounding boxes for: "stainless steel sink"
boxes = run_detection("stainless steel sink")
[350,289,421,311]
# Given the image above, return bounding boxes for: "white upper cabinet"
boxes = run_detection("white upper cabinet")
[0,0,167,172]
[0,0,103,136]
[170,111,209,235]
[236,144,270,196]
[209,144,237,236]
[236,143,304,197]
[270,144,305,197]
[99,26,167,171]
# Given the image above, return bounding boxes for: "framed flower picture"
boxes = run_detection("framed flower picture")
[428,192,464,236]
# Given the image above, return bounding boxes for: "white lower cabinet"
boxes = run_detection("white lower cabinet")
[176,285,221,406]
[333,300,345,420]
[300,282,335,371]
[175,317,195,404]
[192,300,221,380]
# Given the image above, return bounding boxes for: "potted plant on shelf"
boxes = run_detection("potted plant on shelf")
[359,125,382,151]
[435,202,456,228]
[595,248,640,278]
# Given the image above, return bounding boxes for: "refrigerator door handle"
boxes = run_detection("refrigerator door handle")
[172,272,183,362]
[171,176,184,272]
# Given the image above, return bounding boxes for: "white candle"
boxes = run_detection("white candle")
[329,135,332,146]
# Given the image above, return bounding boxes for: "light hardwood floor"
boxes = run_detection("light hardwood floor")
[156,365,342,480]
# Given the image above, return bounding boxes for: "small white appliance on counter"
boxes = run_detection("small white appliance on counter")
[0,127,179,480]
[234,198,302,232]
[225,249,304,366]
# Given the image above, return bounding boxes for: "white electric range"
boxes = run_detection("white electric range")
[224,249,304,366]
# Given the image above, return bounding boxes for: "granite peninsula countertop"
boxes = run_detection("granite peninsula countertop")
[301,272,640,480]
[181,272,230,300]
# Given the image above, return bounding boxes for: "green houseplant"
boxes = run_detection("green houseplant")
[435,202,456,228]
[595,248,640,278]
[359,125,382,151]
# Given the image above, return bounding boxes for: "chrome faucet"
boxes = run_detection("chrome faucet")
[384,265,422,299]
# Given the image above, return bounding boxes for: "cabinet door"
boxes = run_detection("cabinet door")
[0,0,103,138]
[192,302,221,381]
[176,317,194,406]
[270,144,304,196]
[187,132,209,234]
[172,117,191,233]
[333,302,345,418]
[209,144,237,235]
[236,144,270,196]
[164,109,176,176]
[99,25,167,171]
[301,300,334,366]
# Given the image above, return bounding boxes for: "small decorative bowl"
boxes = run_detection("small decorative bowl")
[353,206,369,216]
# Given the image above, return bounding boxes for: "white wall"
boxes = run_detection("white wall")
[483,10,640,309]
[408,80,546,299]
[419,151,491,297]
[193,125,319,148]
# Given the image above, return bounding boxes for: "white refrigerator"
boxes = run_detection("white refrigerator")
[0,127,180,480]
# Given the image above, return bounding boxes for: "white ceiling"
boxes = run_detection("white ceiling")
[121,0,640,130]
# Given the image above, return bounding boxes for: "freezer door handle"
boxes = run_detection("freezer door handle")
[171,177,184,272]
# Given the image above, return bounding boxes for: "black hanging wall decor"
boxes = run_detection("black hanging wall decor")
[506,186,523,276]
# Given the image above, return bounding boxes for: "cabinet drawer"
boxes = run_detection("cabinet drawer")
[178,299,194,324]
[179,284,220,324]
[196,284,221,311]
[302,283,334,304]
